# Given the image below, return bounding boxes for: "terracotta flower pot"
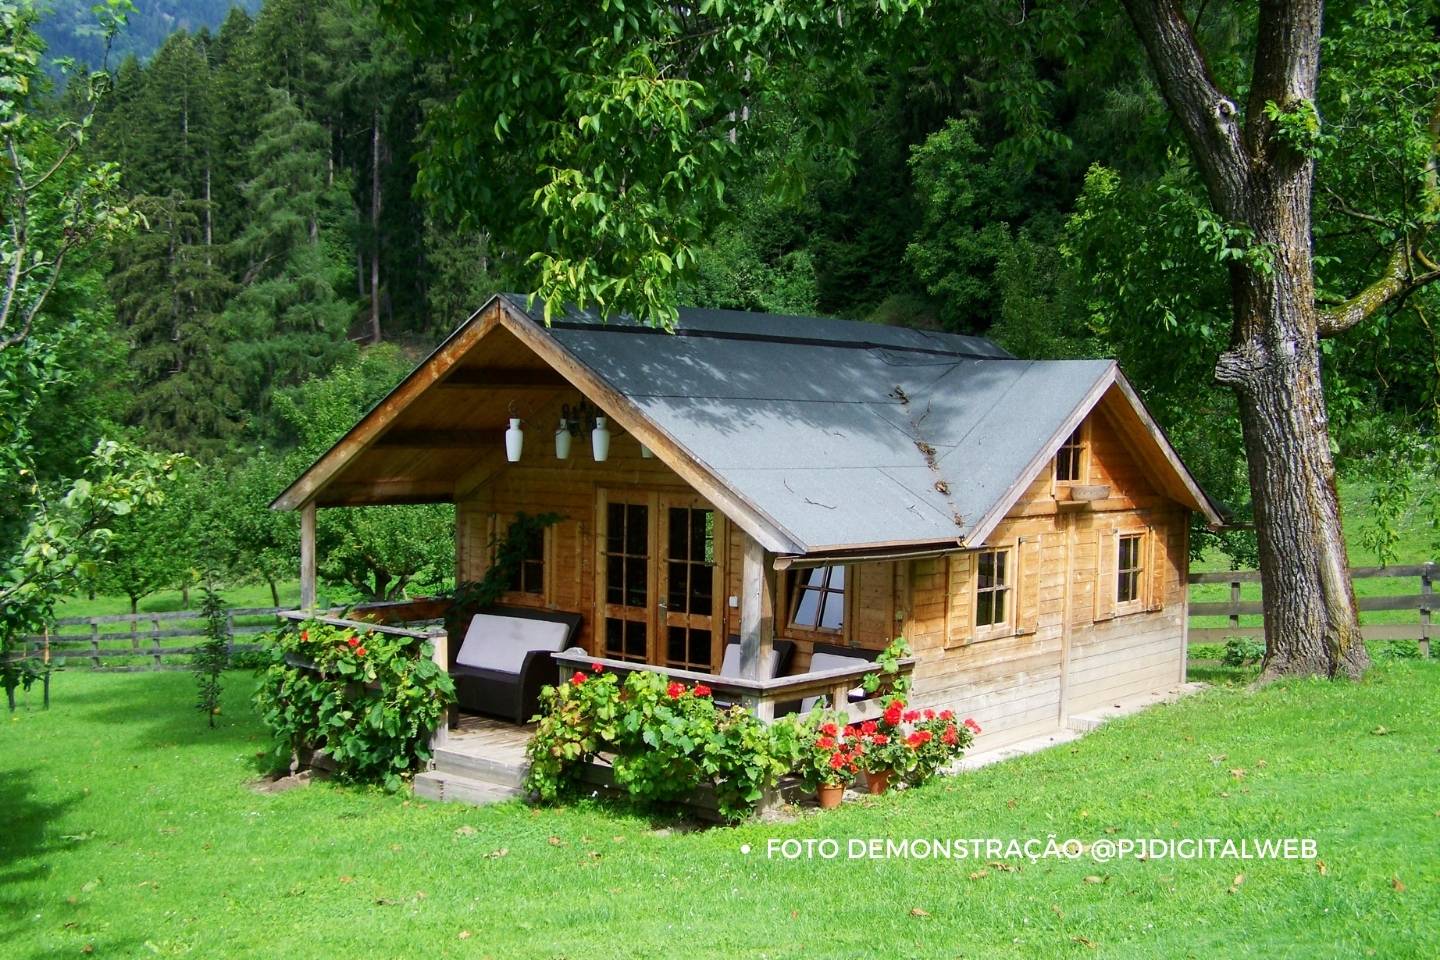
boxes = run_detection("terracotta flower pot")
[816,783,845,809]
[866,769,892,795]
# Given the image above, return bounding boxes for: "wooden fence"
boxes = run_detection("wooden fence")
[1188,563,1434,657]
[22,606,287,671]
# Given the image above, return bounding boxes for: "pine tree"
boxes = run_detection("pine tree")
[223,88,356,421]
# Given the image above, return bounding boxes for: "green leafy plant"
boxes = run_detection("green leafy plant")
[526,664,788,821]
[1377,639,1422,661]
[1222,637,1266,667]
[860,636,913,699]
[253,619,455,790]
[193,584,228,727]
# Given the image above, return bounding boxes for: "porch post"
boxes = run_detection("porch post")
[300,501,317,611]
[739,531,777,720]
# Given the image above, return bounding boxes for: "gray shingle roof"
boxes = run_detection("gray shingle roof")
[503,295,1116,553]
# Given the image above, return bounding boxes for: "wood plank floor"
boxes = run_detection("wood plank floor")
[443,714,535,765]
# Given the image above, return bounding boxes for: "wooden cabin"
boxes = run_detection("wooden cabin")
[273,294,1221,749]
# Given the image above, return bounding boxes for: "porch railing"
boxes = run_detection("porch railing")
[551,649,917,723]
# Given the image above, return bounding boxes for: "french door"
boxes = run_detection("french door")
[598,490,724,670]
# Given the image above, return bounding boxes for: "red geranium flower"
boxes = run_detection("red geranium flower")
[829,752,847,770]
[883,701,904,727]
[347,636,359,648]
[820,722,839,737]
[816,736,836,750]
[939,709,955,721]
[571,671,588,685]
[872,733,889,746]
[693,684,712,697]
[964,718,982,734]
[860,720,878,735]
[942,725,959,746]
[591,662,605,673]
[923,708,935,720]
[299,630,309,641]
[666,681,685,699]
[918,730,933,743]
[355,647,367,657]
[902,710,921,724]
[906,733,924,749]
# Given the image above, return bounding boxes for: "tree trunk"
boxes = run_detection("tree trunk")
[370,108,383,344]
[268,579,280,609]
[1122,0,1368,680]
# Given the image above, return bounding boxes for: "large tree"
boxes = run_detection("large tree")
[1118,0,1438,679]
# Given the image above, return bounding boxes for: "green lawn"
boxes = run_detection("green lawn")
[3,665,1437,958]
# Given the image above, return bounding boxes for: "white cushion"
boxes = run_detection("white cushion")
[719,642,781,679]
[455,614,571,675]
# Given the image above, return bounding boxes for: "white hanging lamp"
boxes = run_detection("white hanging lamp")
[555,417,572,459]
[505,417,524,462]
[592,416,611,462]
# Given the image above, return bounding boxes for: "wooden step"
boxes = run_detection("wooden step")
[432,746,530,788]
[413,769,525,806]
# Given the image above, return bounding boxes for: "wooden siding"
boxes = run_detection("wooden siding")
[902,406,1191,749]
[453,373,1191,746]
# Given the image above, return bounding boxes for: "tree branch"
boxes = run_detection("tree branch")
[1119,0,1250,212]
[1318,242,1440,336]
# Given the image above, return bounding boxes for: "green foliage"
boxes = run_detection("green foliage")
[0,441,182,698]
[449,513,563,613]
[252,619,455,790]
[1222,637,1266,668]
[193,584,228,726]
[372,0,918,325]
[526,666,788,821]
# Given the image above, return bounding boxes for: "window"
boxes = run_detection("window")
[1055,427,1085,482]
[975,548,1011,628]
[504,518,547,592]
[504,521,545,595]
[788,566,845,632]
[1117,534,1144,604]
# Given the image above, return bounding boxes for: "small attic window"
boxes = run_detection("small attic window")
[1055,426,1085,483]
[789,566,845,632]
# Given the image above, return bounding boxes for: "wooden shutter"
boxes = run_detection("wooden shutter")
[1016,536,1042,636]
[1094,527,1117,622]
[1146,522,1168,612]
[946,552,974,648]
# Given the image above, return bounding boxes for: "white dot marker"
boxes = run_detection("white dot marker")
[740,844,751,855]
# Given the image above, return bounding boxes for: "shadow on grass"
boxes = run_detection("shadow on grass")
[52,669,264,754]
[1187,660,1261,686]
[0,767,84,940]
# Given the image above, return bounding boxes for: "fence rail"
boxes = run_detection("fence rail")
[1188,563,1433,657]
[22,605,289,671]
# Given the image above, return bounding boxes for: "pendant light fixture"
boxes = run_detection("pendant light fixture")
[555,416,572,459]
[505,417,524,462]
[592,416,611,462]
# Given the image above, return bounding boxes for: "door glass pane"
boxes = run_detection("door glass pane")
[669,508,688,564]
[625,504,648,554]
[606,503,626,555]
[625,556,647,606]
[668,561,689,613]
[606,557,624,605]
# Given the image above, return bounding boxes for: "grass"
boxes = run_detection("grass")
[3,665,1438,958]
[55,583,305,621]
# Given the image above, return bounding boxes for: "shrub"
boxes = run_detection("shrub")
[253,620,455,790]
[1222,637,1266,667]
[526,664,788,821]
[1377,639,1422,660]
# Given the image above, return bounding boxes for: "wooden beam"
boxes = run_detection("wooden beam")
[439,366,569,388]
[739,532,777,715]
[316,479,455,506]
[375,429,504,450]
[300,502,317,611]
